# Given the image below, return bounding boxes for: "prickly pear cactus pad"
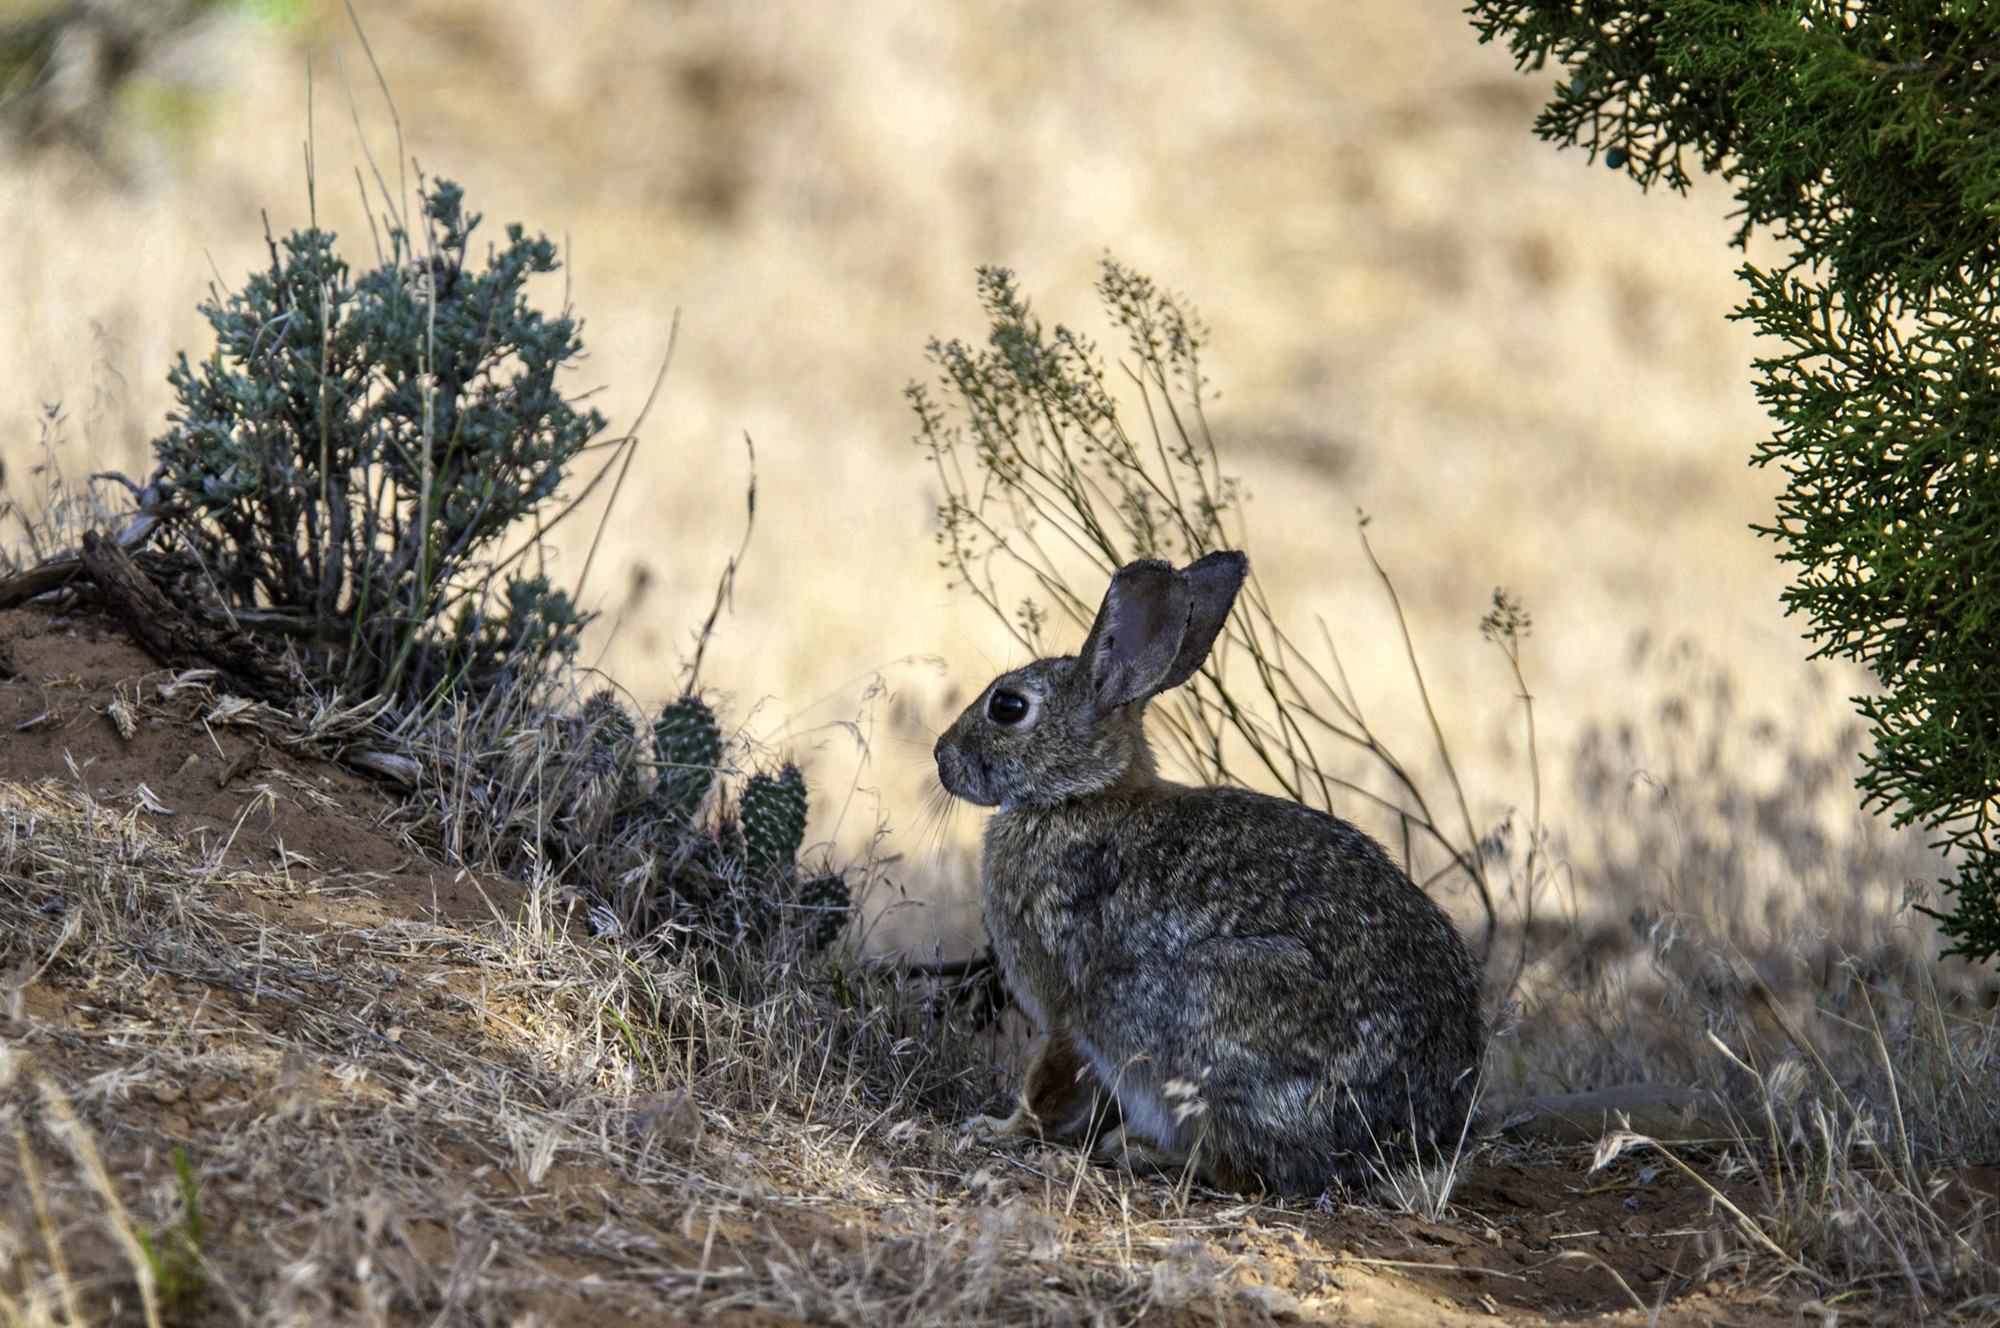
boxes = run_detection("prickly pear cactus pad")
[585,690,638,745]
[583,689,641,805]
[652,695,722,825]
[797,872,852,950]
[740,763,808,880]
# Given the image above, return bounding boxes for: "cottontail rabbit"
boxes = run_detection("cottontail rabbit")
[935,552,1484,1194]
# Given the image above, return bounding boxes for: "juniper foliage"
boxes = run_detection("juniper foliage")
[153,179,599,705]
[1468,1,2000,958]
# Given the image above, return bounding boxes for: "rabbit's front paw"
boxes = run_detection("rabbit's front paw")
[963,1105,1033,1144]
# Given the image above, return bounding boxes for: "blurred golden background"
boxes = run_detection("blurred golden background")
[0,0,1869,948]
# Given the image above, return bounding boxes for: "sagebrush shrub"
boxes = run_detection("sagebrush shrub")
[153,179,599,704]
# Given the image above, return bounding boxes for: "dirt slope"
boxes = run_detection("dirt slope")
[0,603,1801,1326]
[0,609,513,927]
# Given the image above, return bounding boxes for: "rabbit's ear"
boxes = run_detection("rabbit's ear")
[1080,559,1187,712]
[1153,550,1247,692]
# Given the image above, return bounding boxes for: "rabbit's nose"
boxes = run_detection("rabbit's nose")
[934,743,974,801]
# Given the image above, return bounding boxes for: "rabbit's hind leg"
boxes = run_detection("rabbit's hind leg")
[966,1024,1105,1143]
[1094,1125,1262,1193]
[1093,1122,1188,1177]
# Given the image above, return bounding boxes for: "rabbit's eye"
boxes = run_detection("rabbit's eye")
[987,688,1031,725]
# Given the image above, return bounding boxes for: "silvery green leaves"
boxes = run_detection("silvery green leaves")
[152,179,603,705]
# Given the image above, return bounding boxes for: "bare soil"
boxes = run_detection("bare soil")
[0,608,517,927]
[0,604,1817,1326]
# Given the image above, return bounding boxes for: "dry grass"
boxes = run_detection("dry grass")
[1493,647,1974,1094]
[0,405,128,579]
[0,765,1342,1326]
[0,777,996,1320]
[1476,642,2000,1319]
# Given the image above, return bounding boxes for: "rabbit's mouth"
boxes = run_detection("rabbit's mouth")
[934,743,1002,808]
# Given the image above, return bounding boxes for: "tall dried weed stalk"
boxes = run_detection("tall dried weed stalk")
[911,262,1550,950]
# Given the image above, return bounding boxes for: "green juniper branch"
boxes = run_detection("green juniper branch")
[1468,0,2000,957]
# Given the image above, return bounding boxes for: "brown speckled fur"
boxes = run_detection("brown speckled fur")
[937,553,1484,1194]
